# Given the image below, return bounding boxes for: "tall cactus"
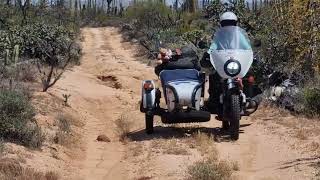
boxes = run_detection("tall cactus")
[5,49,9,66]
[13,44,19,67]
[4,45,20,67]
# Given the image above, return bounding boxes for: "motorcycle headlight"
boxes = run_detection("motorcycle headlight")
[224,59,241,77]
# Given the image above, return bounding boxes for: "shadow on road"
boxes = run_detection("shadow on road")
[128,123,251,143]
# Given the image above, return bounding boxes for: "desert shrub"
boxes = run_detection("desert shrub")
[18,22,81,91]
[125,1,173,30]
[296,86,320,116]
[53,130,70,147]
[0,89,44,148]
[182,29,204,46]
[0,139,5,155]
[53,113,75,147]
[115,114,132,142]
[0,3,82,92]
[0,158,59,180]
[187,132,234,180]
[163,139,189,155]
[187,159,232,180]
[177,11,203,33]
[191,132,217,155]
[55,113,71,133]
[124,1,192,53]
[16,64,38,82]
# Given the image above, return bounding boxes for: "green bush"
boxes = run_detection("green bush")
[0,139,4,155]
[187,159,232,180]
[182,29,204,46]
[125,1,172,24]
[0,90,44,148]
[299,87,320,116]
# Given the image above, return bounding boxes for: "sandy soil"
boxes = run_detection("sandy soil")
[46,27,319,180]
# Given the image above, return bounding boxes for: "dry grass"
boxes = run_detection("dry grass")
[61,111,84,128]
[186,158,233,180]
[53,112,81,148]
[150,140,163,150]
[55,113,71,133]
[309,141,320,155]
[32,93,63,116]
[18,64,38,83]
[53,131,71,147]
[231,161,240,171]
[315,167,320,180]
[294,128,309,140]
[186,132,237,180]
[191,131,217,156]
[128,143,143,157]
[115,114,133,142]
[149,139,190,155]
[53,113,72,147]
[0,158,59,180]
[164,139,189,155]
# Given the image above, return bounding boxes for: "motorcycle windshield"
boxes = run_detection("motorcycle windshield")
[209,26,252,51]
[209,26,253,79]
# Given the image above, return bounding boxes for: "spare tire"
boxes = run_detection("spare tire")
[165,56,201,71]
[180,44,198,57]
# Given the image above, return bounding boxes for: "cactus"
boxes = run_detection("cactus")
[4,45,20,67]
[13,45,20,67]
[5,49,9,66]
[62,94,71,106]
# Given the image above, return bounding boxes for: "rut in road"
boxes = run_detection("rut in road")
[52,27,156,180]
[51,27,318,180]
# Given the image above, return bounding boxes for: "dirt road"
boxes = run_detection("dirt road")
[51,27,319,180]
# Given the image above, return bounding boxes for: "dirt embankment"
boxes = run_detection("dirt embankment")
[5,27,318,180]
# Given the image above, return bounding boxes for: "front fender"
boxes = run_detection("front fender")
[226,79,240,95]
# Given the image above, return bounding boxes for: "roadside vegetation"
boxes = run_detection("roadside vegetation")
[121,0,320,117]
[0,0,88,178]
[0,0,85,152]
[0,158,59,180]
[0,90,44,148]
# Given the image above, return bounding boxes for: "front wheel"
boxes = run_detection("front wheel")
[230,95,240,140]
[145,111,154,134]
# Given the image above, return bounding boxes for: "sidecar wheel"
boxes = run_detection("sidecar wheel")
[145,112,154,134]
[230,95,240,140]
[140,101,145,113]
[222,121,230,130]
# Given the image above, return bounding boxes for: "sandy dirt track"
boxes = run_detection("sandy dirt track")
[50,27,319,180]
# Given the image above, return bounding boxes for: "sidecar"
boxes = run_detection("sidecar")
[140,69,211,134]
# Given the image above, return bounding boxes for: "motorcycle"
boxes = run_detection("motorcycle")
[140,48,211,134]
[207,26,259,140]
[140,27,259,140]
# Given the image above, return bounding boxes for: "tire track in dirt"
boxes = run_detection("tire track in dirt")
[50,27,156,180]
